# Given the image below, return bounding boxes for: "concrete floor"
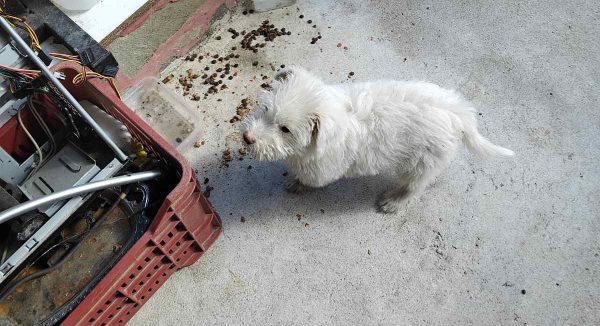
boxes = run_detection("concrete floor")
[130,0,600,324]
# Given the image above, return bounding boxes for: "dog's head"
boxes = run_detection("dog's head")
[241,66,332,161]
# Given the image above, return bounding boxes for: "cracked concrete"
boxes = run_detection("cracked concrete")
[129,0,600,324]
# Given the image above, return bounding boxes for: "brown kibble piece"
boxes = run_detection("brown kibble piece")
[162,74,174,83]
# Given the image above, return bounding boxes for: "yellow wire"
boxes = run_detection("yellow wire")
[1,12,121,99]
[1,14,41,51]
[73,67,122,99]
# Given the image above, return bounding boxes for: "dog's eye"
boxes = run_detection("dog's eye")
[280,126,290,133]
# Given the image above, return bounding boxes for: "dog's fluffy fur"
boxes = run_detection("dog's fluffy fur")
[241,66,514,213]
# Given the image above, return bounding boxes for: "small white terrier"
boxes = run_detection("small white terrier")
[241,66,514,213]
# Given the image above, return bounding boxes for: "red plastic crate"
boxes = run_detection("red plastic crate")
[46,63,222,325]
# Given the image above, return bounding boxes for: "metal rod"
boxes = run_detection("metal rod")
[0,170,161,224]
[0,17,129,162]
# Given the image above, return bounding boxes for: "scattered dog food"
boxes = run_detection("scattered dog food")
[162,74,174,83]
[228,27,240,39]
[223,148,233,162]
[230,97,252,123]
[185,53,198,61]
[241,20,290,52]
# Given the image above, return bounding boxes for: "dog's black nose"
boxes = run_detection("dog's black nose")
[243,131,256,145]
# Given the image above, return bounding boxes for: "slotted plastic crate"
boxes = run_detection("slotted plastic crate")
[48,63,221,325]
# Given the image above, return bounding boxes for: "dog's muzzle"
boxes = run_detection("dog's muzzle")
[243,131,256,145]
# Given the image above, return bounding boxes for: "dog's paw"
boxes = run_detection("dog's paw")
[285,179,309,194]
[376,196,402,214]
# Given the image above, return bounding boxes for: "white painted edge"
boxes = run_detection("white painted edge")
[64,0,150,42]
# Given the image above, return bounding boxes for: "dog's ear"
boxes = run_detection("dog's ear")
[310,114,320,141]
[274,68,293,82]
[310,113,339,156]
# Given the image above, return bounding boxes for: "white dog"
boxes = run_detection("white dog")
[241,66,514,213]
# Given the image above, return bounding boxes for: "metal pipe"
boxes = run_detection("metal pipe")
[0,17,129,162]
[0,170,161,224]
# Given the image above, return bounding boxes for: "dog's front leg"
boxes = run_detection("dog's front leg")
[284,178,312,194]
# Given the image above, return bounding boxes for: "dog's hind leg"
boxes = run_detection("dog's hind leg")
[377,158,449,214]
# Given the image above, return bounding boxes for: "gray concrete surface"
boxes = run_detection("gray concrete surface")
[130,0,600,324]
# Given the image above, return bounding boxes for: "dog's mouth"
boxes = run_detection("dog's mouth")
[244,142,292,162]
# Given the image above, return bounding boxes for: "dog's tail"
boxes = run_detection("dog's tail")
[463,129,514,158]
[449,105,514,159]
[461,115,514,158]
